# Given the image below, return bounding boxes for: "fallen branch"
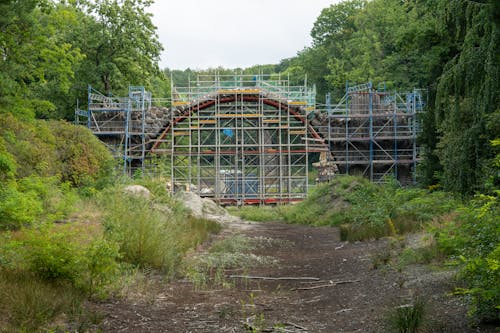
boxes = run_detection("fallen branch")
[284,321,308,330]
[292,279,360,291]
[229,275,320,281]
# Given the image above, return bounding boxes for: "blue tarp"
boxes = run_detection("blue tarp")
[222,128,234,137]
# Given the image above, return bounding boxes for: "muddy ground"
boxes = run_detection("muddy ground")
[90,220,495,333]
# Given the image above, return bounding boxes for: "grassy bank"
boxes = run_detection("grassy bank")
[230,176,459,241]
[0,177,221,332]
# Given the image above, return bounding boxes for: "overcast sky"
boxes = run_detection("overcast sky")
[148,0,340,70]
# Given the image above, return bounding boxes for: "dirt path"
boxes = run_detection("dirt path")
[92,221,490,332]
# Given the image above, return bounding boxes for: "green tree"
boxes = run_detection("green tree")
[0,0,82,119]
[72,0,163,95]
[434,0,499,194]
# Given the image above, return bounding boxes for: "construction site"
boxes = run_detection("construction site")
[76,75,424,204]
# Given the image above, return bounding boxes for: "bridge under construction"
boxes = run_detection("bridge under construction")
[76,74,423,204]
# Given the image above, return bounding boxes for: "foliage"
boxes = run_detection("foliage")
[387,298,426,333]
[0,114,113,186]
[0,114,111,230]
[0,0,166,120]
[435,194,500,322]
[47,120,114,187]
[0,0,84,119]
[227,205,284,222]
[70,0,163,95]
[280,176,459,241]
[0,270,85,333]
[433,0,499,195]
[98,185,220,275]
[0,223,121,295]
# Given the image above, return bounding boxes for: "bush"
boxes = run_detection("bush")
[0,183,42,229]
[282,176,459,241]
[48,120,114,187]
[0,114,113,187]
[435,194,500,323]
[0,223,121,296]
[0,175,79,230]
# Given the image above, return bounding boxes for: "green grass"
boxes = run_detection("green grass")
[281,176,460,241]
[98,184,221,275]
[227,205,284,222]
[387,298,426,333]
[230,176,460,242]
[0,270,85,332]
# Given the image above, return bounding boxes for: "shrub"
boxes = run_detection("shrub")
[99,186,220,275]
[0,223,121,296]
[0,114,113,187]
[48,120,114,187]
[0,175,79,230]
[0,183,42,230]
[436,194,500,323]
[281,175,459,241]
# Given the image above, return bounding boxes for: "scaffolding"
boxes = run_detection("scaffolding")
[75,85,153,174]
[75,77,424,204]
[150,74,323,204]
[314,82,424,184]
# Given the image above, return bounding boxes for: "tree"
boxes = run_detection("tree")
[73,0,163,95]
[0,0,82,119]
[433,0,499,194]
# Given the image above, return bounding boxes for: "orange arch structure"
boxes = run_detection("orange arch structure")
[151,94,324,153]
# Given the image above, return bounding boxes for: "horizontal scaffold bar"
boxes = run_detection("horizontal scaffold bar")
[217,89,261,94]
[216,113,261,117]
[167,149,322,155]
[173,101,189,106]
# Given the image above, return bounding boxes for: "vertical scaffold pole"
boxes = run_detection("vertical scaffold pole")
[393,91,398,180]
[368,81,374,181]
[124,97,131,175]
[87,85,91,130]
[345,80,349,174]
[326,92,332,181]
[141,87,146,173]
[412,90,417,185]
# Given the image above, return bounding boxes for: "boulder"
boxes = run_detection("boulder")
[123,185,151,199]
[177,191,237,223]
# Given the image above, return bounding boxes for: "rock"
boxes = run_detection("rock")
[201,197,226,216]
[177,191,239,224]
[123,185,151,199]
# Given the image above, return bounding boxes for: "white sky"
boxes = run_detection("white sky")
[149,0,339,70]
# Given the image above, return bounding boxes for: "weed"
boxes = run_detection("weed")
[99,187,220,275]
[227,205,284,222]
[0,270,84,332]
[387,297,426,333]
[371,247,392,269]
[184,235,278,289]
